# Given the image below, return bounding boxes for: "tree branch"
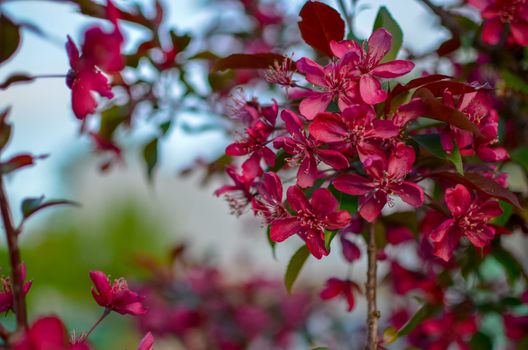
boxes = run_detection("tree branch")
[419,0,464,38]
[0,173,27,330]
[365,223,379,350]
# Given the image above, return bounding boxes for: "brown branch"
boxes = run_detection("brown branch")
[0,173,27,330]
[419,0,464,38]
[365,223,380,350]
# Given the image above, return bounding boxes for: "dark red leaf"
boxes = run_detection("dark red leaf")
[298,1,345,57]
[413,88,481,136]
[0,74,34,90]
[0,154,37,175]
[436,37,461,57]
[390,74,451,98]
[431,171,521,209]
[420,80,491,96]
[212,53,294,71]
[0,15,21,65]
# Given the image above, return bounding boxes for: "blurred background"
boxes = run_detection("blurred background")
[1,0,520,349]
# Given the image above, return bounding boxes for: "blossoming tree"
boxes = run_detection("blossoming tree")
[1,0,528,349]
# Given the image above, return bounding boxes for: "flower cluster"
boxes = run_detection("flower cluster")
[468,0,528,46]
[216,4,517,345]
[65,0,124,120]
[135,249,319,350]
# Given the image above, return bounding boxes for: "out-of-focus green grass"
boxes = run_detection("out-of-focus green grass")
[0,198,174,348]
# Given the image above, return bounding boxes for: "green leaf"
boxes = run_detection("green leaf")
[266,226,277,260]
[324,230,337,251]
[491,246,526,285]
[21,196,78,222]
[169,30,191,52]
[0,15,20,65]
[383,326,398,344]
[0,108,12,151]
[397,304,440,337]
[493,201,512,226]
[412,134,463,174]
[373,6,403,62]
[511,147,528,172]
[99,105,129,139]
[501,69,528,94]
[284,245,310,294]
[469,332,493,350]
[142,138,159,181]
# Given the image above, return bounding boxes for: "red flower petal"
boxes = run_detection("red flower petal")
[481,17,503,45]
[270,217,301,242]
[359,190,387,222]
[371,60,414,78]
[333,174,374,195]
[367,28,392,65]
[299,92,333,120]
[445,184,471,216]
[359,74,387,105]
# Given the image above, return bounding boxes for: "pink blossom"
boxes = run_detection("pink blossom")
[295,56,359,119]
[66,37,114,120]
[137,332,154,350]
[13,316,91,350]
[65,1,124,120]
[0,264,32,313]
[340,236,361,263]
[215,166,254,216]
[333,143,424,222]
[274,110,349,188]
[226,118,276,180]
[270,186,351,259]
[251,172,287,223]
[440,90,508,162]
[429,184,502,261]
[414,312,477,350]
[89,271,147,315]
[309,104,400,156]
[386,226,414,245]
[330,28,415,104]
[320,277,361,311]
[469,0,528,46]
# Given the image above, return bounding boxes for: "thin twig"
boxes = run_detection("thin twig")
[0,173,27,330]
[365,223,379,350]
[83,308,111,341]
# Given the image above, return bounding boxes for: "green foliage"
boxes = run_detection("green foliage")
[142,138,159,181]
[373,6,403,62]
[469,332,493,350]
[0,15,20,65]
[397,304,441,337]
[412,134,463,174]
[284,245,310,294]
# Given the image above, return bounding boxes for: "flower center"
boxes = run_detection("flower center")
[297,209,325,232]
[499,0,526,22]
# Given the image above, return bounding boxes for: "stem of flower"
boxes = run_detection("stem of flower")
[83,308,111,341]
[365,222,379,350]
[0,172,27,331]
[31,74,67,79]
